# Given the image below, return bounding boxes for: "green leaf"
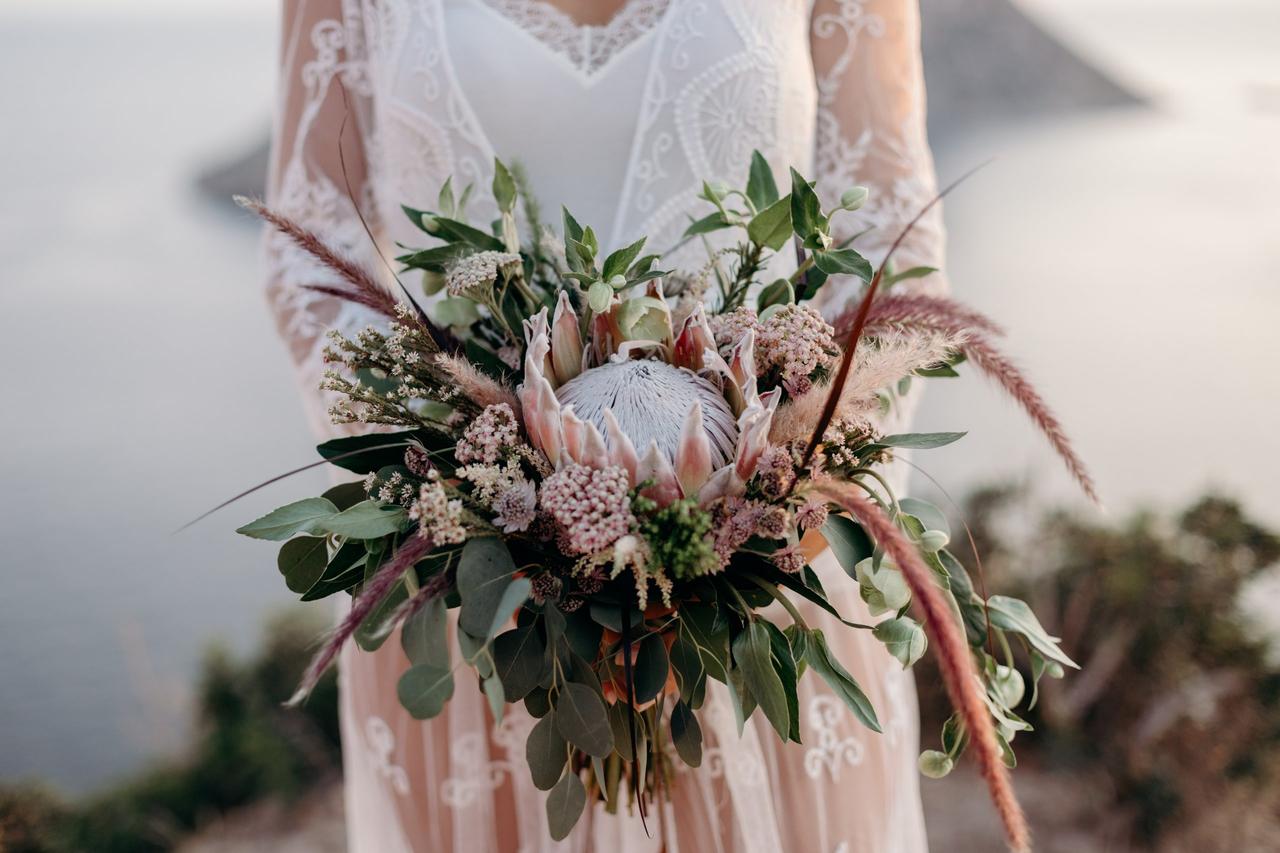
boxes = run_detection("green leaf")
[314,500,408,539]
[431,216,505,251]
[237,498,338,541]
[492,158,517,213]
[396,242,469,272]
[678,605,729,683]
[457,629,493,678]
[886,265,938,286]
[669,630,707,709]
[683,210,731,238]
[632,633,670,704]
[277,536,328,594]
[899,497,951,542]
[813,247,872,281]
[437,176,456,217]
[315,431,424,475]
[762,621,801,742]
[821,514,873,576]
[873,617,928,668]
[804,630,881,732]
[856,557,912,617]
[918,749,954,778]
[401,596,449,668]
[554,682,614,758]
[526,711,568,791]
[756,278,794,312]
[789,167,823,239]
[457,538,519,639]
[300,541,366,601]
[483,673,505,724]
[546,771,587,842]
[396,664,454,719]
[879,431,967,450]
[732,622,790,741]
[434,296,482,328]
[745,150,780,210]
[322,481,367,511]
[601,237,647,282]
[986,596,1079,669]
[485,577,532,641]
[492,624,545,701]
[670,700,703,767]
[354,575,408,652]
[746,196,793,251]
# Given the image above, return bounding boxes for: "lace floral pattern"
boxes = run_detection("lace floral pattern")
[477,0,673,78]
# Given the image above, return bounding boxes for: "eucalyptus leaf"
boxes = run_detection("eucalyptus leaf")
[300,541,366,601]
[554,682,614,758]
[873,617,928,668]
[670,700,703,767]
[237,498,338,541]
[526,711,568,791]
[277,536,328,594]
[546,771,587,842]
[434,296,482,328]
[457,537,519,639]
[492,624,545,701]
[485,577,532,641]
[316,431,420,475]
[401,596,449,668]
[483,673,505,725]
[821,514,873,576]
[321,481,367,512]
[396,664,455,720]
[918,749,954,779]
[632,633,670,704]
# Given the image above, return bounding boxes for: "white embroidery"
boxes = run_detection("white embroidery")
[803,695,865,781]
[477,0,673,79]
[440,712,535,808]
[365,716,411,795]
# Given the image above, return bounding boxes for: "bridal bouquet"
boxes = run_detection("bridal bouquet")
[233,153,1092,850]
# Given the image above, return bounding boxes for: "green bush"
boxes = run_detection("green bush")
[0,612,341,853]
[935,489,1280,848]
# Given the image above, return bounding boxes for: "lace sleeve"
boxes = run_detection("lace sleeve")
[266,0,382,434]
[810,0,948,310]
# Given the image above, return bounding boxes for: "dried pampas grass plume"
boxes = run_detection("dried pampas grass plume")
[235,195,401,320]
[436,353,521,413]
[819,481,1032,853]
[770,327,965,445]
[288,534,435,706]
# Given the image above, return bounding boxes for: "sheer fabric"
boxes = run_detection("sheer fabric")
[265,1,947,850]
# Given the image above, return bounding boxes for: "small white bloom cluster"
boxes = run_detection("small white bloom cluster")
[364,469,417,506]
[446,251,522,298]
[408,471,466,545]
[456,458,538,534]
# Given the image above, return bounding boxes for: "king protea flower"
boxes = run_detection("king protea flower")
[518,290,778,506]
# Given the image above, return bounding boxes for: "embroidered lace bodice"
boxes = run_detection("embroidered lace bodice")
[266,2,943,851]
[267,0,946,434]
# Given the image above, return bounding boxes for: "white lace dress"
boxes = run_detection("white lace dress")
[265,2,948,851]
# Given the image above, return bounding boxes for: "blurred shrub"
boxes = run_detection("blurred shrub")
[929,489,1280,849]
[0,612,340,853]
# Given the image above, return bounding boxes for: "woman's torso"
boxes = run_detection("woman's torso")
[349,0,818,263]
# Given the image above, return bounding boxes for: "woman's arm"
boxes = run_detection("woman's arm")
[810,0,948,311]
[266,0,380,434]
